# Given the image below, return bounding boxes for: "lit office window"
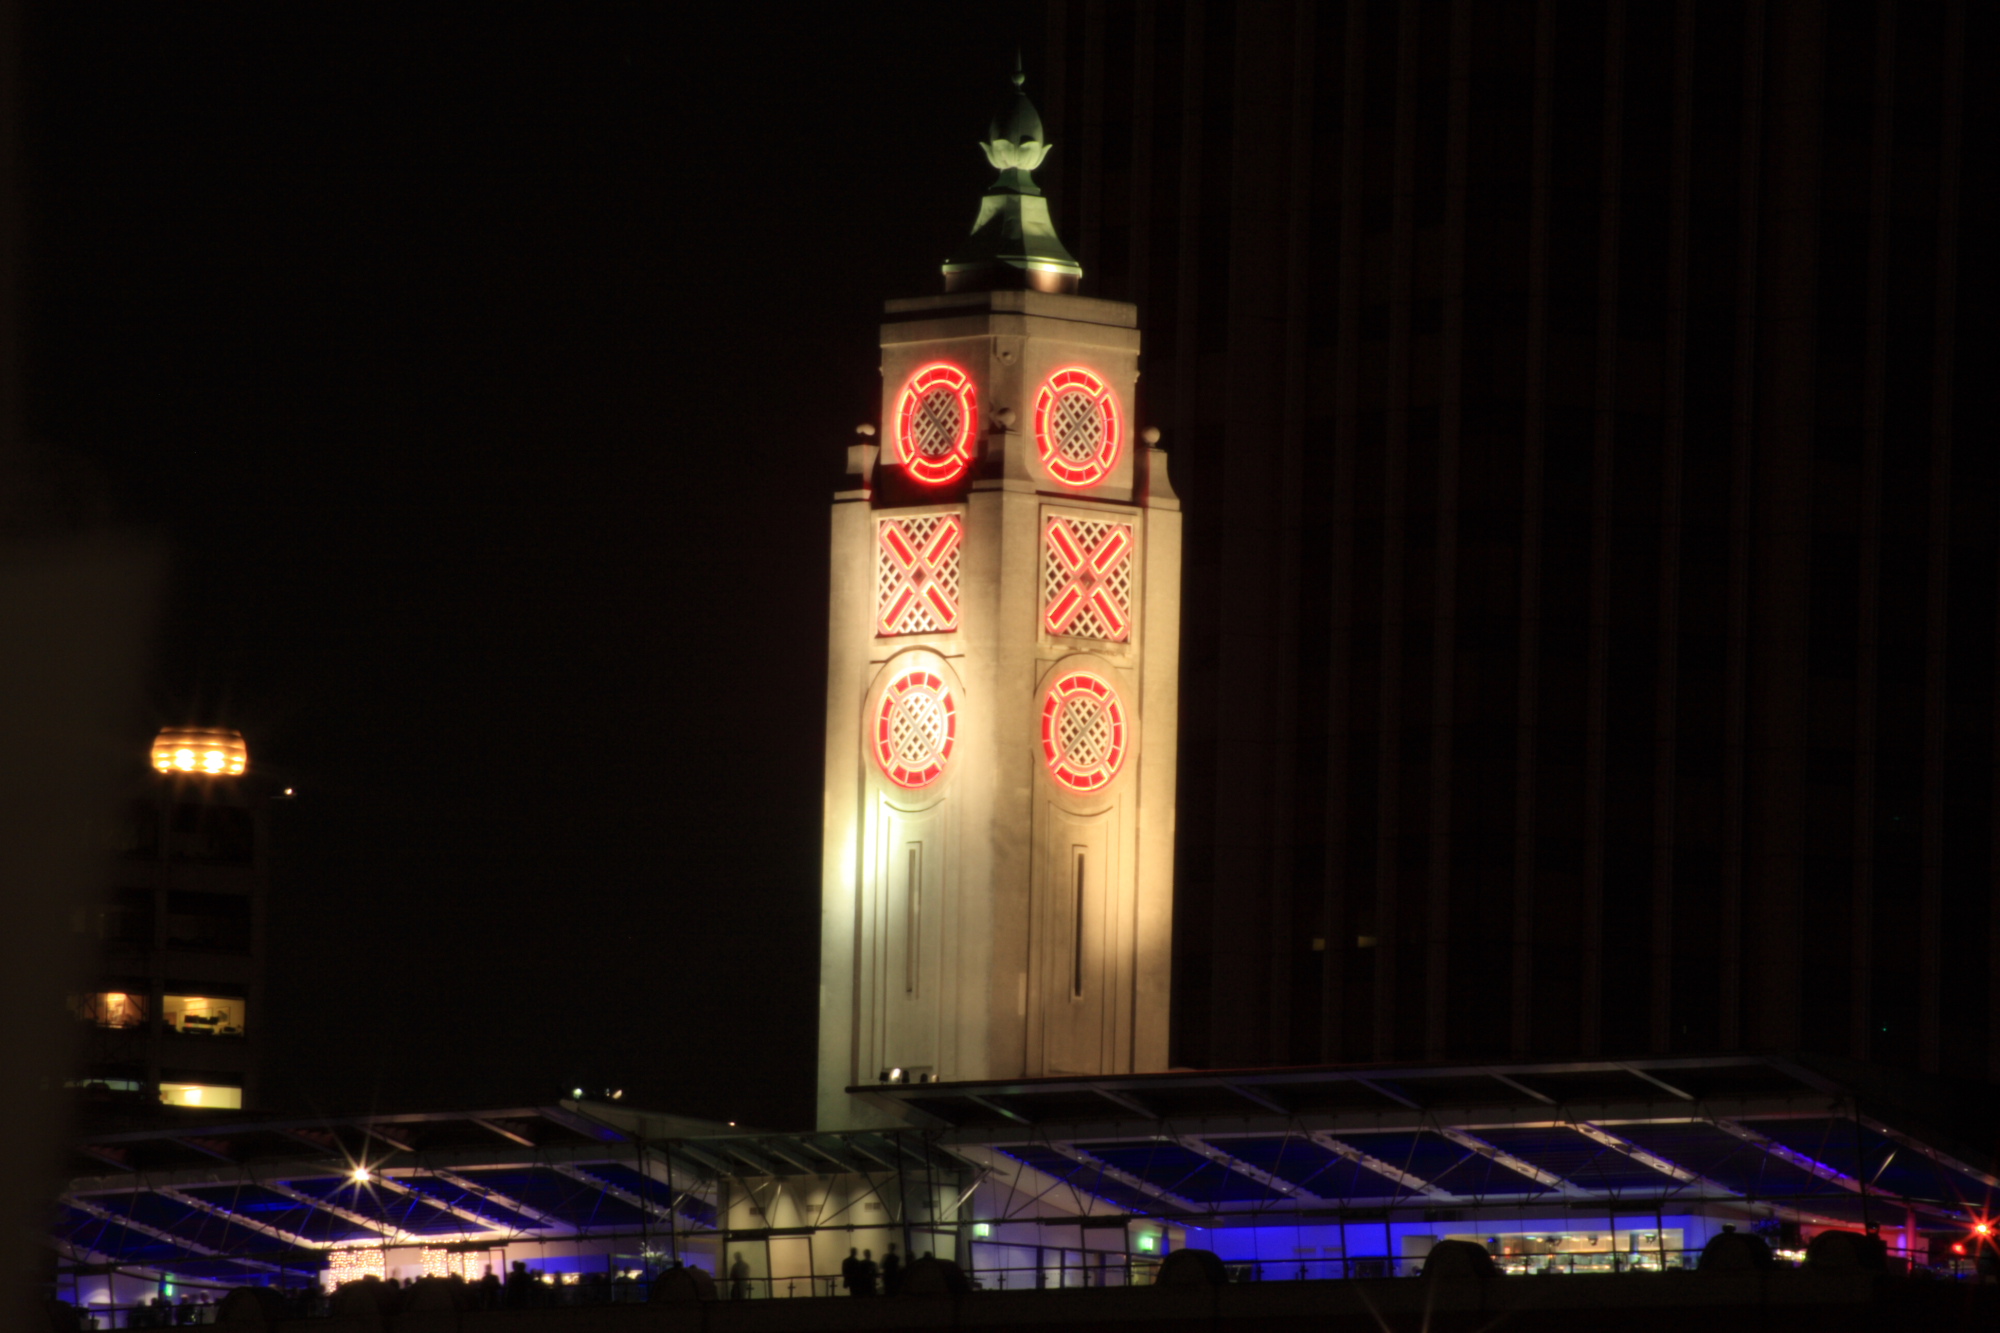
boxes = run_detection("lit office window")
[162,994,245,1036]
[159,1082,242,1109]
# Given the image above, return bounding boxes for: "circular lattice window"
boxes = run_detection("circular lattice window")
[874,668,959,788]
[1033,367,1122,488]
[1039,669,1128,792]
[895,364,978,486]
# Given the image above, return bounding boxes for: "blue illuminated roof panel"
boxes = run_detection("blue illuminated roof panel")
[52,1204,191,1267]
[177,1184,379,1243]
[1472,1128,1681,1191]
[164,1258,272,1281]
[1327,1132,1473,1188]
[278,1176,476,1237]
[90,1190,309,1259]
[1617,1123,1847,1202]
[585,1162,719,1227]
[52,1206,121,1252]
[1000,1146,1168,1214]
[1743,1119,1997,1211]
[1083,1141,1287,1205]
[1219,1137,1411,1199]
[388,1175,544,1232]
[449,1168,648,1229]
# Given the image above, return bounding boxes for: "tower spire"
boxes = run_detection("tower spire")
[941,59,1083,294]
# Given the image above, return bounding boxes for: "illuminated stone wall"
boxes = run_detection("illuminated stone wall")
[819,290,1180,1129]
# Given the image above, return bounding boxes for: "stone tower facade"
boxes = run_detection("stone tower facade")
[817,72,1180,1130]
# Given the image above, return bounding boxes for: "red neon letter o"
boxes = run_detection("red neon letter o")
[894,364,979,486]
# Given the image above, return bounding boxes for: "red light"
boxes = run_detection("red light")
[1043,516,1133,641]
[877,515,963,635]
[894,364,978,485]
[1033,367,1122,488]
[1952,1242,1967,1255]
[1040,670,1128,792]
[1977,1223,1993,1237]
[873,669,958,789]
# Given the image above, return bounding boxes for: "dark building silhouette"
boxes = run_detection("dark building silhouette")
[72,729,270,1110]
[1031,0,1997,1079]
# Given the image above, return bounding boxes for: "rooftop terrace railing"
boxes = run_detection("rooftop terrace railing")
[62,1245,1996,1328]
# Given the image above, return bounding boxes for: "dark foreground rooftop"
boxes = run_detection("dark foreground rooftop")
[47,1054,2000,1328]
[107,1266,2000,1333]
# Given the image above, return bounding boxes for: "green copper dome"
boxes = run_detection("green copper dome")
[942,60,1082,294]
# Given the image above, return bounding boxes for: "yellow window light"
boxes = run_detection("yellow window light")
[158,1082,242,1109]
[152,727,248,777]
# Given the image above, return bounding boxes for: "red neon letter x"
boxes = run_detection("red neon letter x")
[1044,518,1131,638]
[879,515,963,634]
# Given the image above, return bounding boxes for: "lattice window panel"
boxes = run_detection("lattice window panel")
[1048,391,1105,463]
[1033,367,1122,488]
[895,363,978,485]
[875,669,958,788]
[1043,516,1134,642]
[878,514,963,636]
[1040,671,1128,793]
[908,389,965,459]
[1056,694,1117,769]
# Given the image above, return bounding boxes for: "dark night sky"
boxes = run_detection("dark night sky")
[27,4,1039,1130]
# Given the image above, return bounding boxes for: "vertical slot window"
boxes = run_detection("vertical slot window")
[1072,849,1087,999]
[905,844,922,997]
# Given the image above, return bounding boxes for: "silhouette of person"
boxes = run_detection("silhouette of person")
[729,1252,751,1300]
[506,1260,534,1308]
[842,1247,860,1295]
[882,1242,902,1295]
[858,1248,879,1296]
